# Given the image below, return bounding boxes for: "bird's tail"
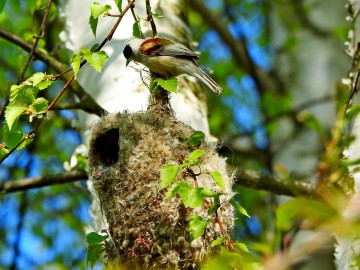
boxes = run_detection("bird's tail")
[194,66,223,95]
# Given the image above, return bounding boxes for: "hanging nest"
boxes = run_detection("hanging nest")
[88,110,234,269]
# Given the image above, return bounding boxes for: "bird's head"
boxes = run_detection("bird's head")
[123,38,144,66]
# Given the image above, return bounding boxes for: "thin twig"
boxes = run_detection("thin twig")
[17,0,53,83]
[128,0,144,38]
[347,71,360,108]
[145,0,157,37]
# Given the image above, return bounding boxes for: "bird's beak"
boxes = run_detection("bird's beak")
[126,59,131,67]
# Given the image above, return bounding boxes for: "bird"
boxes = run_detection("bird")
[123,37,223,95]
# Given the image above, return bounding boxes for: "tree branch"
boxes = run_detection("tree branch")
[235,170,315,197]
[0,168,315,197]
[0,170,88,194]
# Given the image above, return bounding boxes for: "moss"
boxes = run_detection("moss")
[88,111,233,269]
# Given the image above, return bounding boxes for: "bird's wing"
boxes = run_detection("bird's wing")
[140,37,174,56]
[140,37,199,60]
[157,43,199,60]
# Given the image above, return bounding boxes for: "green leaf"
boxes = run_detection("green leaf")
[200,188,217,197]
[229,198,250,218]
[208,194,220,215]
[189,215,209,241]
[346,103,360,120]
[188,149,204,160]
[160,164,179,189]
[37,79,53,90]
[0,0,7,14]
[5,104,26,130]
[9,85,22,103]
[152,12,163,18]
[17,137,33,150]
[89,15,98,37]
[0,146,9,160]
[234,242,249,253]
[28,72,46,86]
[30,98,48,112]
[90,43,99,52]
[9,85,38,105]
[169,181,214,208]
[151,78,178,92]
[187,131,205,147]
[82,50,109,72]
[210,171,226,191]
[3,123,24,149]
[86,232,109,246]
[89,2,111,19]
[182,149,204,166]
[132,20,142,38]
[211,237,226,247]
[165,181,181,199]
[71,52,81,78]
[297,111,322,133]
[114,0,122,12]
[276,198,335,231]
[87,244,104,269]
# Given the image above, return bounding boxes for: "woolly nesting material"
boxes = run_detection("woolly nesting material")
[88,111,234,269]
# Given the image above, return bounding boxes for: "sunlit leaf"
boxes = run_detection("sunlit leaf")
[9,85,38,105]
[234,242,249,253]
[132,20,142,38]
[89,2,111,19]
[71,52,81,78]
[37,79,53,90]
[160,164,179,189]
[211,237,226,247]
[168,181,215,208]
[151,77,177,93]
[189,215,208,241]
[30,98,48,112]
[81,49,109,72]
[0,145,9,160]
[188,149,204,160]
[5,104,26,130]
[114,0,122,12]
[229,198,250,218]
[210,171,226,191]
[29,72,46,86]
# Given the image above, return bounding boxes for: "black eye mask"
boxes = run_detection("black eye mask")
[123,45,133,59]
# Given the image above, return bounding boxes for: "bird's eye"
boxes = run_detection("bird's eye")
[123,45,133,59]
